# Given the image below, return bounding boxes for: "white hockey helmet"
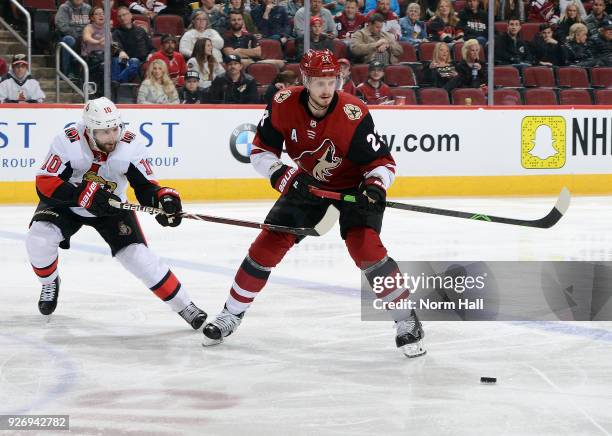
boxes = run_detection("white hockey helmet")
[82,97,124,147]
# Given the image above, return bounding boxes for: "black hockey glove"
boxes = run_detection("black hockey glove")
[357,178,386,214]
[74,181,122,217]
[270,164,320,203]
[155,187,182,227]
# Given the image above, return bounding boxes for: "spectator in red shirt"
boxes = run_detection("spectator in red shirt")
[338,57,357,94]
[335,0,367,41]
[355,60,393,104]
[149,34,187,86]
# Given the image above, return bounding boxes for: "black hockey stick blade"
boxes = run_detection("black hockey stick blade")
[109,200,335,236]
[309,187,571,229]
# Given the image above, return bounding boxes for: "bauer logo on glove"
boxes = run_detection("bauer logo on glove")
[155,187,183,227]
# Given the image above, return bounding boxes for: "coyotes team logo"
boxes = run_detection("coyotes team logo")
[274,90,292,103]
[343,104,362,121]
[296,139,342,182]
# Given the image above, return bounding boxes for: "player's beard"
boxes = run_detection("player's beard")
[308,92,333,113]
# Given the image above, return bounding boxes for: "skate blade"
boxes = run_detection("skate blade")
[400,340,426,358]
[202,336,223,347]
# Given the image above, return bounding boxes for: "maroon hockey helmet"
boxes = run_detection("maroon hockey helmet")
[299,49,341,77]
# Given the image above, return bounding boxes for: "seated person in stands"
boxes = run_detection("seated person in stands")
[338,58,357,94]
[149,34,188,86]
[443,38,487,91]
[113,6,155,66]
[194,0,228,34]
[252,0,290,43]
[590,19,612,66]
[562,22,597,66]
[555,1,583,42]
[293,0,337,38]
[494,17,533,65]
[137,59,180,104]
[0,54,45,103]
[223,11,286,68]
[208,54,259,103]
[363,0,399,15]
[179,10,224,60]
[427,42,458,88]
[121,0,167,19]
[262,70,299,104]
[497,0,525,22]
[531,23,565,65]
[335,0,367,42]
[187,38,226,88]
[351,13,403,65]
[355,60,393,104]
[55,0,91,79]
[226,0,260,34]
[111,42,142,83]
[427,0,463,43]
[458,0,488,45]
[179,70,208,103]
[400,3,428,46]
[366,0,401,41]
[296,17,334,59]
[81,6,107,97]
[585,0,609,38]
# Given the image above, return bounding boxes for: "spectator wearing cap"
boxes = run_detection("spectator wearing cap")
[0,55,46,103]
[262,69,299,104]
[149,34,188,86]
[187,38,226,88]
[179,70,208,103]
[113,6,155,64]
[208,54,259,103]
[338,58,357,95]
[180,10,224,60]
[137,59,180,103]
[532,23,565,65]
[400,3,428,46]
[252,0,291,43]
[366,0,401,40]
[355,60,393,104]
[293,0,337,38]
[591,19,612,65]
[335,0,367,42]
[585,0,609,37]
[55,0,91,78]
[295,17,335,59]
[351,13,403,65]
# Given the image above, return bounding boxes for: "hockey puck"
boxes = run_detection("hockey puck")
[480,377,497,383]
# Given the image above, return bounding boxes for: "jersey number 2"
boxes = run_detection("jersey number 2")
[367,133,381,152]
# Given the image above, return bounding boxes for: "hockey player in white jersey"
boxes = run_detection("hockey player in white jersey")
[25,97,208,329]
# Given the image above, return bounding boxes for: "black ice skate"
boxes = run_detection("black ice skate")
[38,277,60,316]
[395,309,426,358]
[202,307,244,346]
[178,303,208,330]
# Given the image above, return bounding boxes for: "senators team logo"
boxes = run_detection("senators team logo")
[343,104,362,121]
[83,163,118,191]
[296,139,342,182]
[274,90,292,103]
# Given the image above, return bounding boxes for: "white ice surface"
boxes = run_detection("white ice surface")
[1,194,612,436]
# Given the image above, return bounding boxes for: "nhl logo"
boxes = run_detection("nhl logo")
[274,90,292,103]
[118,221,132,236]
[343,104,362,121]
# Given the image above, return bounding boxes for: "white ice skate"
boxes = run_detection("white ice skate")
[202,307,243,346]
[395,310,426,358]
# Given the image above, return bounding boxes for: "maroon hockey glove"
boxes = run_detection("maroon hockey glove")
[270,164,320,202]
[74,181,122,217]
[357,178,386,213]
[155,187,182,227]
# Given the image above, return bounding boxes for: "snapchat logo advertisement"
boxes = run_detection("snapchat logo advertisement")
[521,116,566,169]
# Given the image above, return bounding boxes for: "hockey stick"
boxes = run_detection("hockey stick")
[309,187,571,229]
[108,200,339,236]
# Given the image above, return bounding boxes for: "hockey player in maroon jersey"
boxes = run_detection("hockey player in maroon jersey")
[25,97,208,330]
[203,49,425,357]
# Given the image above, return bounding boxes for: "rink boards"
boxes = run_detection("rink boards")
[0,104,610,203]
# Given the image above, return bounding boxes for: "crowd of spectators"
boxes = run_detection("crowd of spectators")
[1,0,611,104]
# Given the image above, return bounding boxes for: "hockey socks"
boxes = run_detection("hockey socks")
[225,255,272,315]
